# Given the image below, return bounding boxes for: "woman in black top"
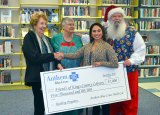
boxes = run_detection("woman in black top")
[22,12,63,115]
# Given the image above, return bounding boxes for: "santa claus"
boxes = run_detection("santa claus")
[104,5,146,115]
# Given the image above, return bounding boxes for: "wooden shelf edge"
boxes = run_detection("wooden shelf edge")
[20,3,59,6]
[61,4,96,6]
[139,65,160,68]
[0,22,20,24]
[62,16,101,19]
[140,5,160,8]
[0,52,23,56]
[145,54,160,56]
[138,77,160,83]
[140,29,160,32]
[0,37,22,40]
[21,22,60,25]
[102,4,138,7]
[0,6,20,9]
[0,66,26,70]
[0,84,31,90]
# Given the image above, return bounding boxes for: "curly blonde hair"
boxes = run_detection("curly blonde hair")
[30,12,48,28]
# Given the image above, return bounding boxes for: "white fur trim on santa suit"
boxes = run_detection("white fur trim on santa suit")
[108,7,125,19]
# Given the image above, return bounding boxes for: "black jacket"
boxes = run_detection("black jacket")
[22,30,59,86]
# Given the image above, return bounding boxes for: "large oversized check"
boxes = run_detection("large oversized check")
[40,62,131,114]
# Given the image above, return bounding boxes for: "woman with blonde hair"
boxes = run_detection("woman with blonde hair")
[22,12,62,115]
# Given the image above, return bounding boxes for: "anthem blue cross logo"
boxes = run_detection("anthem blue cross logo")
[69,72,79,82]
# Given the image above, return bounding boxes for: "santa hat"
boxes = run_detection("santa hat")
[104,5,125,22]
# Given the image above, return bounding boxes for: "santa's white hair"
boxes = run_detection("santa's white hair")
[107,20,126,40]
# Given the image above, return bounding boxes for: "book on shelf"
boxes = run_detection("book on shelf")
[141,0,160,6]
[139,68,160,77]
[0,44,3,53]
[62,6,89,16]
[151,68,160,76]
[63,0,90,4]
[138,69,144,77]
[0,41,12,54]
[0,25,15,37]
[1,9,12,23]
[48,9,59,22]
[140,8,160,18]
[139,21,160,30]
[0,71,11,84]
[142,57,159,65]
[74,20,93,30]
[21,8,59,23]
[102,0,131,5]
[146,45,160,54]
[21,9,29,23]
[0,57,12,68]
[102,7,132,17]
[4,40,12,54]
[0,0,8,6]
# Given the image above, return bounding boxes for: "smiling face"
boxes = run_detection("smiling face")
[91,25,103,41]
[63,21,75,33]
[34,17,47,37]
[110,13,124,28]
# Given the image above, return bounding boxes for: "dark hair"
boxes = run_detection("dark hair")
[89,23,106,43]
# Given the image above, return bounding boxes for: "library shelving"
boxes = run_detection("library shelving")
[0,0,27,90]
[60,0,139,32]
[138,0,160,82]
[138,43,160,82]
[20,2,61,37]
[60,0,100,33]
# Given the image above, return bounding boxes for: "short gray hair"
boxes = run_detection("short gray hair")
[61,17,74,27]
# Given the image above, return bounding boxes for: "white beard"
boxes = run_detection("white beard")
[107,20,126,40]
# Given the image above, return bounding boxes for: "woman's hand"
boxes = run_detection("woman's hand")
[93,62,102,67]
[57,64,63,71]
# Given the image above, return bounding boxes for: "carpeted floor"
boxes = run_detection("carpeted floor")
[0,87,159,115]
[139,82,160,97]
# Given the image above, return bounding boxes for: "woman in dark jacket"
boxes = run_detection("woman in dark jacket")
[22,12,62,115]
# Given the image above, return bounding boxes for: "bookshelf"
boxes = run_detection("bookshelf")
[60,0,100,33]
[95,0,139,30]
[138,0,160,83]
[20,2,61,38]
[0,0,26,90]
[60,0,139,33]
[138,42,160,82]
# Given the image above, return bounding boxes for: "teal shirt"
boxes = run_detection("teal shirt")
[51,33,83,68]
